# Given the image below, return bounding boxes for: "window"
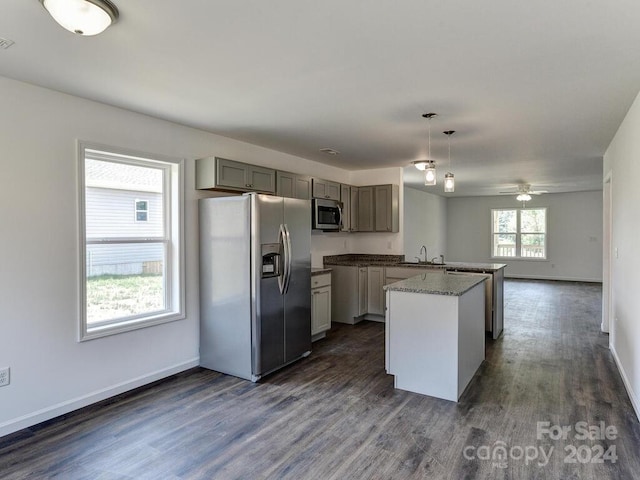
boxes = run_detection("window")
[492,208,547,259]
[135,200,149,222]
[79,143,184,340]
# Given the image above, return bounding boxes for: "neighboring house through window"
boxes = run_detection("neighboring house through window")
[135,199,149,222]
[491,207,547,259]
[79,142,185,340]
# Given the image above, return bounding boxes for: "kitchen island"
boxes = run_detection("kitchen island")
[384,270,487,402]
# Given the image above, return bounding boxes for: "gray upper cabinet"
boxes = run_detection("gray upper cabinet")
[357,186,374,232]
[340,184,359,232]
[195,157,276,194]
[277,171,311,200]
[356,184,398,233]
[374,184,399,232]
[312,178,341,201]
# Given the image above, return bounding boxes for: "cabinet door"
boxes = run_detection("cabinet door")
[248,165,276,193]
[357,186,374,232]
[278,171,311,199]
[358,267,368,316]
[295,175,311,200]
[326,182,341,201]
[367,267,385,315]
[312,285,332,335]
[350,186,359,232]
[276,171,295,198]
[312,178,340,200]
[373,184,399,232]
[216,158,248,189]
[374,185,391,232]
[340,185,351,232]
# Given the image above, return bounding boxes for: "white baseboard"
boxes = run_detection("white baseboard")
[504,274,602,283]
[0,357,199,438]
[610,345,640,422]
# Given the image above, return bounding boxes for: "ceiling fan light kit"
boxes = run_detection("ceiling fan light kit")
[39,0,119,36]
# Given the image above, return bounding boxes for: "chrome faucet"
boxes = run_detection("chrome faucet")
[431,254,445,265]
[419,245,427,264]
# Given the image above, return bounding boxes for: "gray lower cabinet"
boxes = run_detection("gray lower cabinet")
[312,178,341,200]
[311,273,332,339]
[195,157,276,194]
[277,171,311,199]
[367,267,385,315]
[331,265,367,324]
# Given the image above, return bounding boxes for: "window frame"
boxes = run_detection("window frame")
[491,207,548,260]
[78,141,185,341]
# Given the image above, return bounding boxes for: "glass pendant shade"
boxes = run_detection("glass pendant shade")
[40,0,119,36]
[444,172,455,192]
[424,162,436,186]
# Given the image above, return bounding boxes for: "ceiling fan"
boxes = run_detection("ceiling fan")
[498,184,548,202]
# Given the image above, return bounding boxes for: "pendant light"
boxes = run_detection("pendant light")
[412,113,437,185]
[39,0,119,36]
[443,130,455,193]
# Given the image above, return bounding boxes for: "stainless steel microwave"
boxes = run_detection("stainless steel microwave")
[312,198,342,230]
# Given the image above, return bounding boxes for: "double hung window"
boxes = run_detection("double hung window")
[79,143,184,340]
[491,208,547,259]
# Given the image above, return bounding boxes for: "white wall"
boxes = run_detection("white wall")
[0,76,388,436]
[403,186,447,262]
[603,89,640,420]
[446,192,603,281]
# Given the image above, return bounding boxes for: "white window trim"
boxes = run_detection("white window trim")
[491,207,548,260]
[77,141,185,341]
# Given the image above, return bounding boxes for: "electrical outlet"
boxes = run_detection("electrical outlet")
[0,367,9,387]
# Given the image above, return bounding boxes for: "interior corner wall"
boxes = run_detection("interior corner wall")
[446,191,603,282]
[403,186,447,261]
[603,89,640,420]
[0,75,358,437]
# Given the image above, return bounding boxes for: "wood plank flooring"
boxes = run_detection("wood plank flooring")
[1,279,639,479]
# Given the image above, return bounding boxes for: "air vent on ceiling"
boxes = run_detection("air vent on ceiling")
[319,148,340,156]
[0,38,15,50]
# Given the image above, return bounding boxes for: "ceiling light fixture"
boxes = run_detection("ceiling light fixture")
[443,130,455,193]
[516,193,532,202]
[413,113,437,185]
[39,0,119,36]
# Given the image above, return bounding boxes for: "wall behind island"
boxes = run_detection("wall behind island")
[446,191,603,282]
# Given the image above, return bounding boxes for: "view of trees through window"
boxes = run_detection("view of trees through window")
[492,208,546,258]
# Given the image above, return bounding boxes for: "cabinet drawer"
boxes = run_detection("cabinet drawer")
[311,273,331,288]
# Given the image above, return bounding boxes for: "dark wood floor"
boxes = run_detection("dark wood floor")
[2,280,639,479]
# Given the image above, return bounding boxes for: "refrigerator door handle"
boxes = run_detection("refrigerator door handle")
[283,224,293,294]
[277,224,288,295]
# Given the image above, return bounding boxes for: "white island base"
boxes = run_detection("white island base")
[385,276,486,402]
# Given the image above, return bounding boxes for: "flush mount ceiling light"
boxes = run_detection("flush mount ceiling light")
[412,113,437,186]
[39,0,119,36]
[443,130,456,193]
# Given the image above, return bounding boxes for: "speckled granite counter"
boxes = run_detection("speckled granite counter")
[323,254,505,272]
[384,270,487,296]
[311,267,332,276]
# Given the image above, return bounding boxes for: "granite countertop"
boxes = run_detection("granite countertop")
[384,270,488,296]
[323,254,506,272]
[311,267,332,276]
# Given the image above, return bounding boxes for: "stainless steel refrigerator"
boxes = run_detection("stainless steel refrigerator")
[199,193,311,381]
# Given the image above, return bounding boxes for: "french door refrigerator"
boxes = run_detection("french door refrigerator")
[199,193,311,381]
